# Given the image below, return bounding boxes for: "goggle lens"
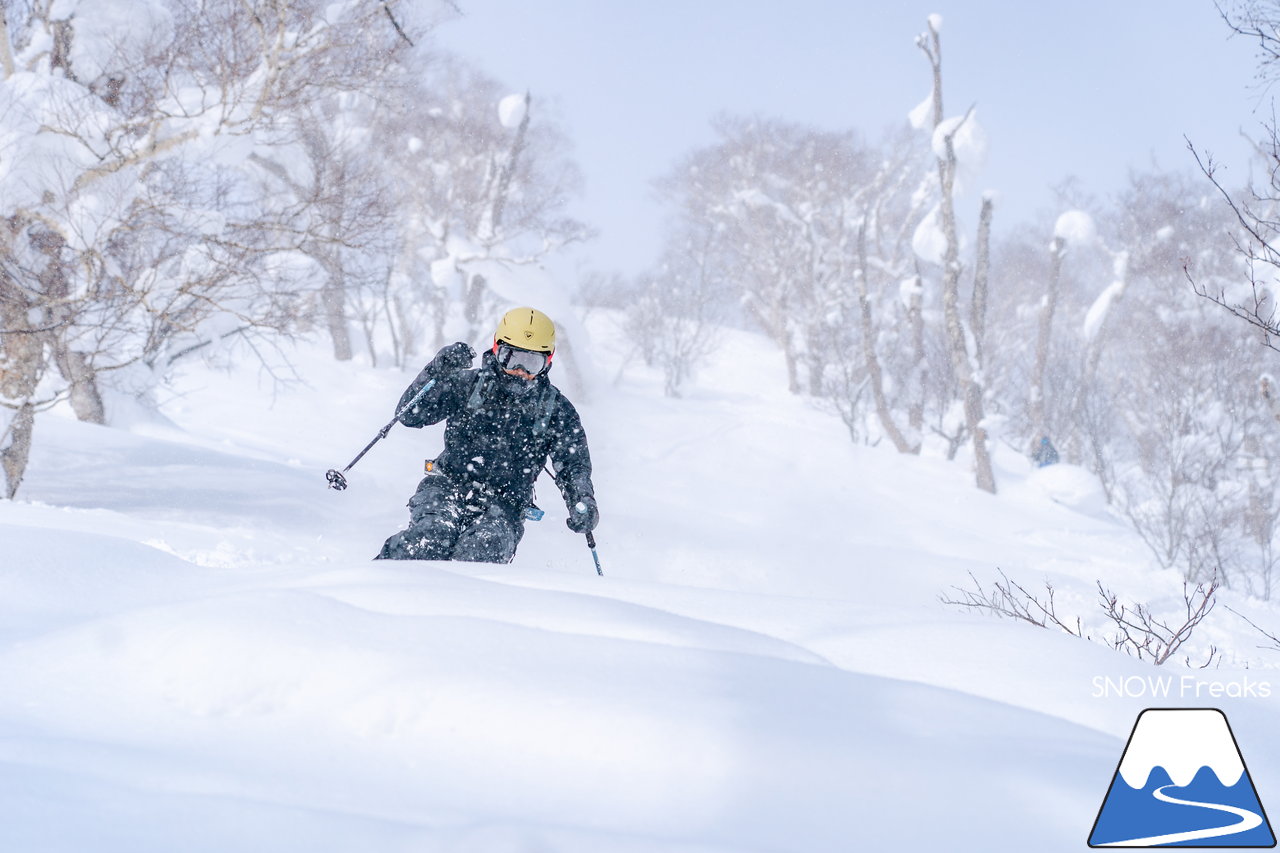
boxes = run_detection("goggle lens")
[497,343,549,375]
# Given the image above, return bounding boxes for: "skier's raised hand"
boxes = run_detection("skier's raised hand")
[424,342,476,377]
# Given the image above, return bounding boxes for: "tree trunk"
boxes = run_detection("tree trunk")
[938,157,995,492]
[315,226,351,361]
[465,272,487,343]
[971,196,993,365]
[942,194,998,491]
[553,330,589,400]
[908,269,926,441]
[0,257,45,497]
[782,338,801,395]
[925,19,995,494]
[1,402,34,499]
[807,355,825,397]
[0,7,16,79]
[54,346,106,424]
[1030,236,1065,445]
[857,222,916,453]
[971,197,996,487]
[1066,251,1129,464]
[50,18,75,79]
[322,266,352,361]
[489,92,531,237]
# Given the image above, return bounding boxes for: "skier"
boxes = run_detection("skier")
[375,307,599,563]
[1032,435,1059,468]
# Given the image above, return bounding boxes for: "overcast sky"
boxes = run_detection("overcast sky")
[434,1,1265,280]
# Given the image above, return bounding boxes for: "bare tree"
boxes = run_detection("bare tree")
[629,219,730,398]
[1186,4,1280,345]
[855,221,913,452]
[848,129,932,454]
[653,117,880,397]
[943,569,1220,667]
[917,17,996,493]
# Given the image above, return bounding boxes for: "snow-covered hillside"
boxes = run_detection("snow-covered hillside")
[2,314,1279,852]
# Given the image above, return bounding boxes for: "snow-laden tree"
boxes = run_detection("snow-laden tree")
[627,215,732,398]
[649,114,940,450]
[914,14,997,493]
[0,0,434,497]
[1095,171,1271,588]
[367,59,590,368]
[1027,211,1083,444]
[1187,1,1280,349]
[655,116,882,397]
[844,125,932,453]
[247,86,402,364]
[1012,170,1280,591]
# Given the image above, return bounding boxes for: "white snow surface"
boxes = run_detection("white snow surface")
[2,314,1279,852]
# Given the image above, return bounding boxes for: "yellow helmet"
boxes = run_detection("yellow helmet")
[493,307,556,353]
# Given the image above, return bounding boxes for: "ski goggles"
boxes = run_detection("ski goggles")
[494,341,551,376]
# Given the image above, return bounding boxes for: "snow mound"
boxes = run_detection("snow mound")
[1,321,1271,851]
[1026,463,1109,516]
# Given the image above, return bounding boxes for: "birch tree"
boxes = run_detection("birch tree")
[0,0,425,497]
[916,15,997,492]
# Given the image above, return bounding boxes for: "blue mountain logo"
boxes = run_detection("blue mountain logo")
[1089,708,1276,847]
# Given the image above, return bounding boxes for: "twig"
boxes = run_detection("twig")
[383,2,414,47]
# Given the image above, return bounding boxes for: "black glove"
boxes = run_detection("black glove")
[566,495,599,533]
[424,342,475,378]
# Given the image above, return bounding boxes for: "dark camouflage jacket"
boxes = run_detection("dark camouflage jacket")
[396,351,594,513]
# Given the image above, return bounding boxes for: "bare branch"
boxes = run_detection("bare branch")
[383,2,414,47]
[943,570,1220,667]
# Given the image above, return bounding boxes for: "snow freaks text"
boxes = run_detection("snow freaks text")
[1092,675,1272,700]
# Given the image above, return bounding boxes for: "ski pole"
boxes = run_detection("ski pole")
[571,500,603,576]
[586,527,601,573]
[326,378,436,491]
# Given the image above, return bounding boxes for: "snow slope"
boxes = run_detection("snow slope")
[2,314,1279,852]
